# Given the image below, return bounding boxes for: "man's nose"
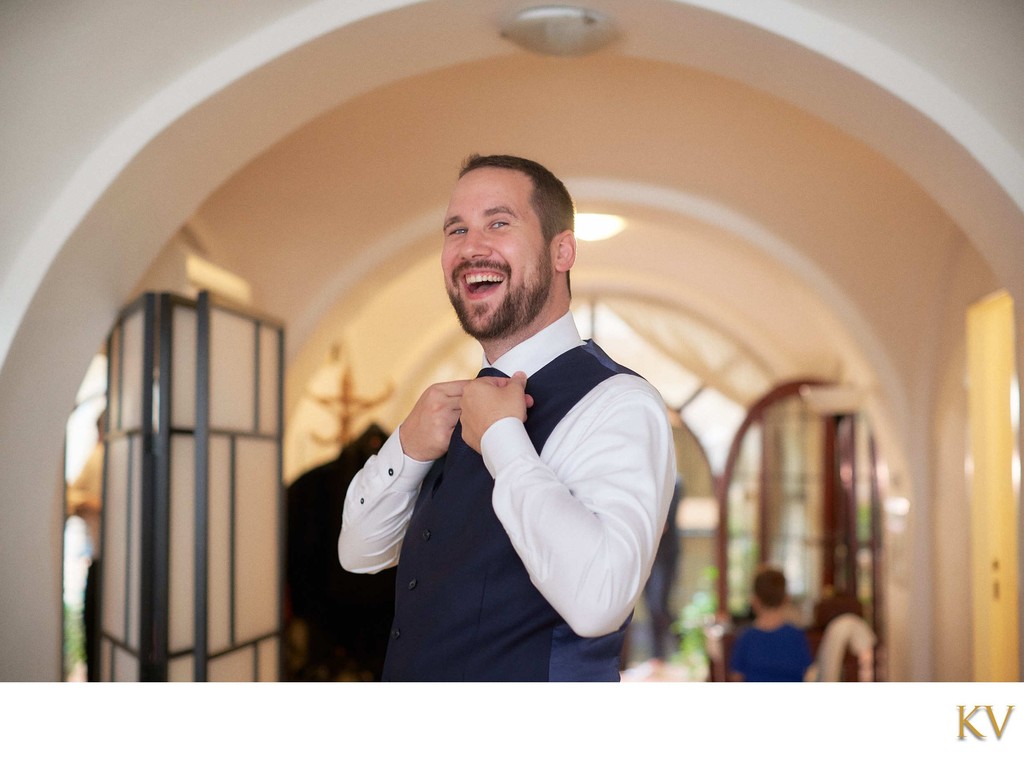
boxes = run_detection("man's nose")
[460,228,491,258]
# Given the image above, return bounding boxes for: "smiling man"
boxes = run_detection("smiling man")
[338,154,676,681]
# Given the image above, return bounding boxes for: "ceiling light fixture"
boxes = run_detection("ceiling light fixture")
[501,5,619,57]
[575,213,626,241]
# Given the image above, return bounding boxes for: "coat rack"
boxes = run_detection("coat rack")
[308,344,393,448]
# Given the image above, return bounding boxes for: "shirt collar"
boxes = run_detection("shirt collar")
[485,312,583,378]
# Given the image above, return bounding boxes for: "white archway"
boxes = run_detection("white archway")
[0,0,1019,680]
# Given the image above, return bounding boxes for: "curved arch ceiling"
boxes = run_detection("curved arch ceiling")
[4,0,1018,385]
[0,0,1011,533]
[172,47,971,485]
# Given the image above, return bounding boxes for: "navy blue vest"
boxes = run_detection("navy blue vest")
[382,341,637,681]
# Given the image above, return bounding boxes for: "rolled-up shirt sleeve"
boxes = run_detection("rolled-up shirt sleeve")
[338,427,433,573]
[480,375,676,638]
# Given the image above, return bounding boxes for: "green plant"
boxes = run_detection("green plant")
[63,604,86,675]
[671,566,719,663]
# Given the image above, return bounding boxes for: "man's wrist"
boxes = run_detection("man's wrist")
[397,424,437,463]
[387,427,434,489]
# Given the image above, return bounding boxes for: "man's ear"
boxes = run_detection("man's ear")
[551,230,577,274]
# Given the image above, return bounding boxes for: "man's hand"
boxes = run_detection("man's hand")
[399,380,470,461]
[460,371,533,453]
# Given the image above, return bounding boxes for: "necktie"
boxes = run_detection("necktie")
[445,366,510,460]
[476,366,508,379]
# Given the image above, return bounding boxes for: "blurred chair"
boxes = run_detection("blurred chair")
[812,612,877,681]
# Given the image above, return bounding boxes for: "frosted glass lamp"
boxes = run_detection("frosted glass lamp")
[100,292,284,681]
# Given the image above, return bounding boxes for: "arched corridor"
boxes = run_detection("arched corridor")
[2,0,1021,682]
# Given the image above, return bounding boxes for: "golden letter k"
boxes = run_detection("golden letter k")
[959,706,984,739]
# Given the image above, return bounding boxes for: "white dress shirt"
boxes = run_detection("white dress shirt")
[338,312,677,637]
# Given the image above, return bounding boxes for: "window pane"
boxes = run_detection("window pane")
[208,435,233,654]
[234,438,279,643]
[169,435,195,654]
[209,646,254,682]
[120,310,145,432]
[113,644,138,682]
[168,655,193,682]
[102,436,129,643]
[763,398,824,615]
[727,423,761,615]
[258,637,279,682]
[209,308,255,432]
[259,326,279,436]
[171,306,197,430]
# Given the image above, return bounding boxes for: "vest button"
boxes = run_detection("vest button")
[408,579,417,590]
[391,628,401,640]
[421,529,431,541]
[388,468,394,476]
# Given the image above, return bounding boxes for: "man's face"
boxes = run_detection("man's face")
[441,167,555,344]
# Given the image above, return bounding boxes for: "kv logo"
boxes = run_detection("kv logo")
[958,705,1014,740]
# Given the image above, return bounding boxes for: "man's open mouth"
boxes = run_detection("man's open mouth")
[464,272,506,296]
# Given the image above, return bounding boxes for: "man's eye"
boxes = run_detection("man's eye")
[448,227,467,236]
[491,221,508,229]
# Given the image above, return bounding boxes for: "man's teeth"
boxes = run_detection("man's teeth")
[465,274,504,285]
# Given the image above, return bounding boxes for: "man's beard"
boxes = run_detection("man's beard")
[446,256,554,342]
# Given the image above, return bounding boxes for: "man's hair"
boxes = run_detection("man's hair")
[459,154,575,245]
[753,566,788,609]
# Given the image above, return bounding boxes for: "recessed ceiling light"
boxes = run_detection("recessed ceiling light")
[501,6,619,57]
[576,213,626,241]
